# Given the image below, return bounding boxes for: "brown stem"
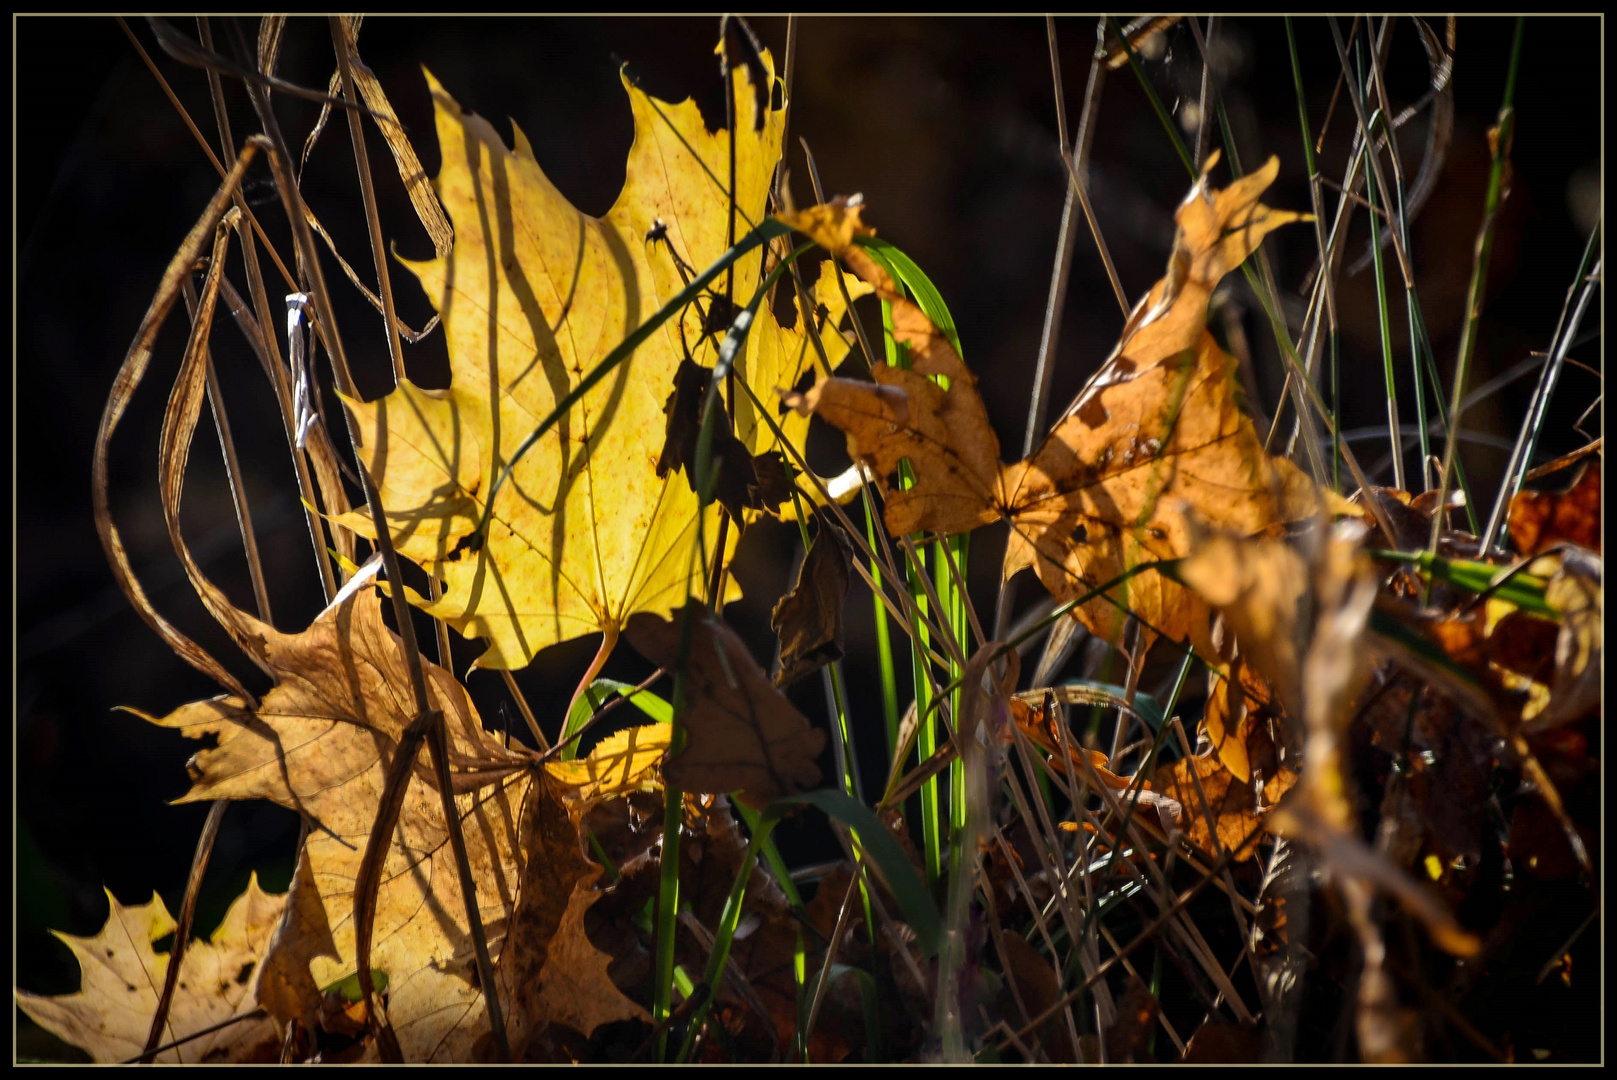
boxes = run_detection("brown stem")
[194,16,340,602]
[182,279,274,624]
[138,800,226,1062]
[330,15,406,385]
[500,669,550,751]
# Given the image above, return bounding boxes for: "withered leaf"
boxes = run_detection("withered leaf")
[1202,670,1253,786]
[1508,458,1600,556]
[132,577,532,1063]
[16,879,285,1063]
[1180,1018,1262,1063]
[659,357,776,522]
[496,773,650,1058]
[1178,527,1310,721]
[253,845,338,1034]
[1007,696,1136,792]
[1536,548,1602,729]
[1152,716,1297,863]
[625,609,826,809]
[132,564,648,1061]
[527,876,651,1045]
[1103,974,1160,1064]
[996,931,1076,1062]
[771,515,852,687]
[681,797,809,1058]
[783,157,1332,657]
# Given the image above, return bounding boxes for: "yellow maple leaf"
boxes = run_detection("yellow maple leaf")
[16,878,284,1063]
[545,723,670,809]
[784,155,1333,653]
[341,55,857,672]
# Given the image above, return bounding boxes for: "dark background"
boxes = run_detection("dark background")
[15,15,1599,1056]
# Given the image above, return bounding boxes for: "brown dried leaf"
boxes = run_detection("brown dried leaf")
[771,516,851,687]
[1202,670,1253,785]
[1152,718,1297,862]
[658,358,789,520]
[1007,696,1134,791]
[496,773,650,1058]
[1508,459,1600,556]
[625,610,825,809]
[1536,548,1602,729]
[526,876,651,1044]
[997,931,1075,1062]
[253,845,338,1033]
[784,158,1332,657]
[16,879,284,1063]
[1180,1018,1262,1063]
[1104,974,1160,1064]
[133,576,533,1062]
[1178,528,1310,720]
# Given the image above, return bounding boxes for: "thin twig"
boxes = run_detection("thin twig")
[331,16,405,385]
[138,800,227,1061]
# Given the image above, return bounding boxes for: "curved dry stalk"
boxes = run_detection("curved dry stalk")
[91,139,264,704]
[139,225,264,1064]
[192,15,345,600]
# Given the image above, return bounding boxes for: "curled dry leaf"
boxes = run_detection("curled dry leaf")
[782,156,1335,656]
[771,513,852,687]
[339,56,858,670]
[1103,974,1161,1064]
[16,878,285,1063]
[253,845,339,1034]
[657,358,791,521]
[1178,525,1309,722]
[625,609,825,809]
[996,931,1076,1062]
[1008,696,1134,792]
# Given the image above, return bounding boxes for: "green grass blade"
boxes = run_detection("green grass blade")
[855,236,962,356]
[775,789,943,957]
[1372,548,1554,617]
[865,495,902,758]
[1427,18,1525,556]
[559,679,672,760]
[1363,100,1407,491]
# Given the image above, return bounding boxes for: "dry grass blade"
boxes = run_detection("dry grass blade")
[332,16,454,258]
[91,141,264,704]
[137,800,226,1062]
[145,15,374,113]
[1344,17,1455,277]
